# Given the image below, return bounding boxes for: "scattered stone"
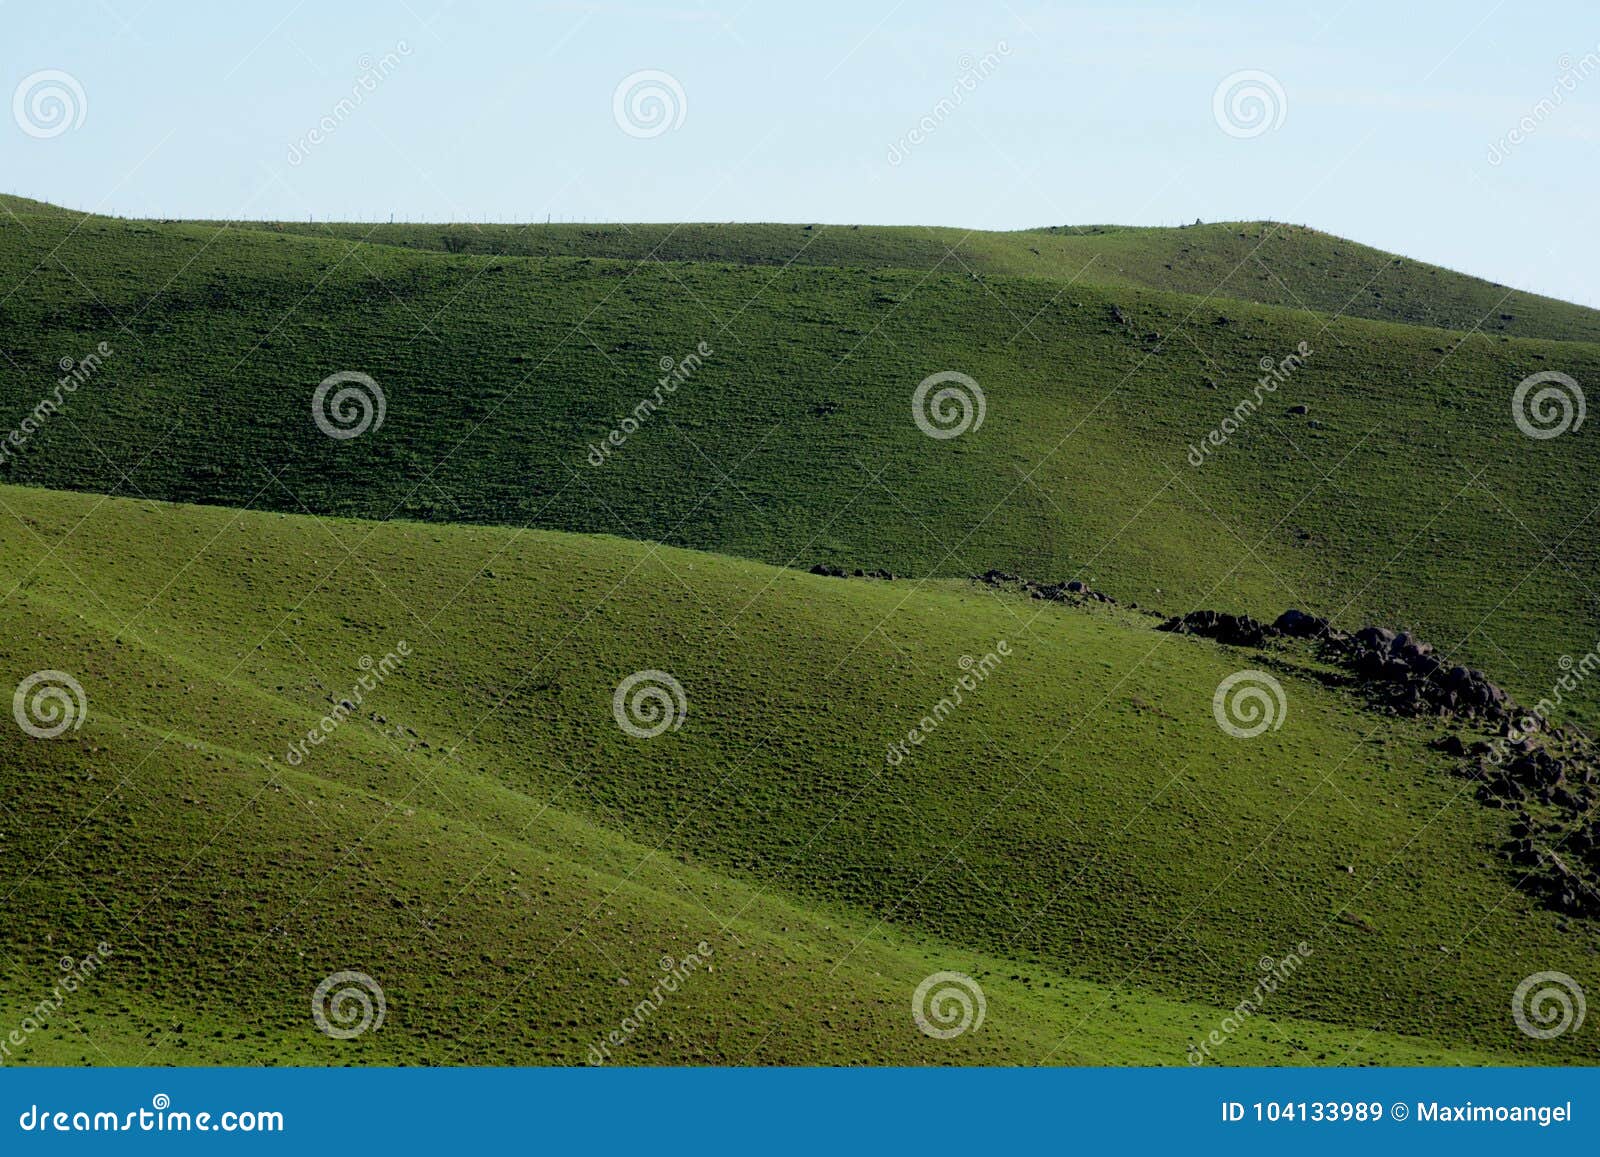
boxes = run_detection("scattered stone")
[808,563,893,580]
[972,571,1115,605]
[1441,718,1600,919]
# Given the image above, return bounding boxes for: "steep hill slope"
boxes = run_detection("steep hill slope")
[233,215,1600,343]
[0,484,1585,1064]
[1,206,1596,729]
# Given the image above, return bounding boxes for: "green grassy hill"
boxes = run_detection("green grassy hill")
[0,483,1562,1065]
[17,193,1596,339]
[222,215,1600,343]
[1,200,1596,727]
[3,197,1598,1066]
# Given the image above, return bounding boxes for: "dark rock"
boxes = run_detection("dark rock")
[1353,625,1398,652]
[1157,610,1275,648]
[1273,608,1333,638]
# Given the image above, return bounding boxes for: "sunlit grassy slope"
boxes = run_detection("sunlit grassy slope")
[0,484,1582,1065]
[1,200,1597,727]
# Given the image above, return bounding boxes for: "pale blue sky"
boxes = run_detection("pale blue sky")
[5,1,1599,306]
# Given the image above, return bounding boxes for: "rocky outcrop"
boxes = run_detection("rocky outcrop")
[1160,607,1522,728]
[1157,610,1274,648]
[1326,626,1516,724]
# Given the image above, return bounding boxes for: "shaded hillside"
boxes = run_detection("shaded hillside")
[225,213,1600,343]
